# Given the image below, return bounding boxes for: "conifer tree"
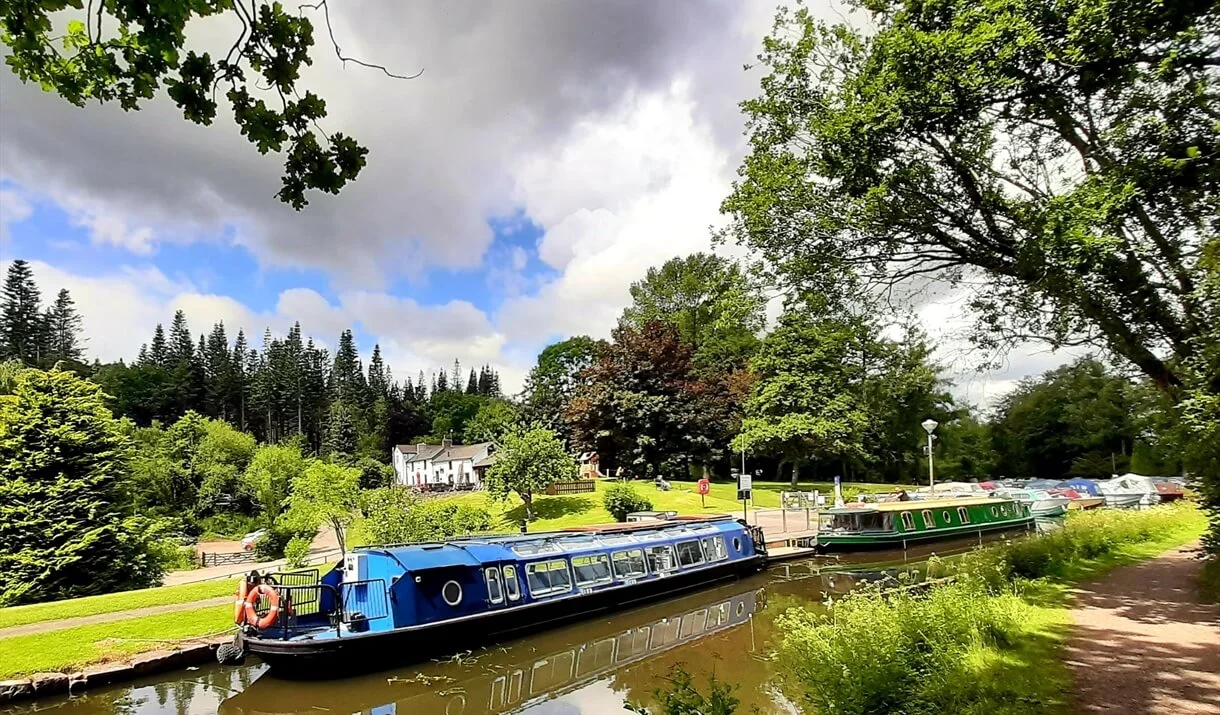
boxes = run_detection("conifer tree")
[417,370,428,401]
[231,329,250,430]
[368,344,389,400]
[148,324,169,367]
[0,260,44,365]
[451,359,462,394]
[466,368,479,394]
[204,322,232,419]
[43,288,85,364]
[435,370,448,393]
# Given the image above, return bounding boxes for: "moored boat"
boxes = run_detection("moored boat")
[993,488,1072,517]
[1097,474,1161,508]
[1154,481,1185,502]
[234,516,764,675]
[814,497,1033,552]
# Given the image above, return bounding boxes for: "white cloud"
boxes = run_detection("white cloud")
[0,186,33,245]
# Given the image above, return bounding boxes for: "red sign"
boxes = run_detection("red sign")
[697,478,710,495]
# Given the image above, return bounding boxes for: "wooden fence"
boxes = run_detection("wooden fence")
[200,551,260,568]
[545,479,596,496]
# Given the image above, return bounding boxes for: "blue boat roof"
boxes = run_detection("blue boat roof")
[358,517,743,571]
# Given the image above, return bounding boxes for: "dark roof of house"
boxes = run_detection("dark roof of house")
[472,452,499,468]
[400,442,494,463]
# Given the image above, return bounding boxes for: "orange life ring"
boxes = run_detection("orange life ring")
[233,580,249,624]
[243,583,280,629]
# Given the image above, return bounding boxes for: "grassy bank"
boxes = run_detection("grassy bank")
[0,579,237,630]
[774,503,1207,715]
[0,606,233,678]
[352,478,913,542]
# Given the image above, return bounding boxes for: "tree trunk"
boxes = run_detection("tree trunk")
[791,460,800,488]
[522,491,534,520]
[332,518,346,557]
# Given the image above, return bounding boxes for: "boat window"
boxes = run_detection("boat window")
[957,507,970,524]
[559,536,599,552]
[442,580,463,607]
[512,542,561,557]
[526,559,572,597]
[942,510,953,523]
[900,512,916,530]
[645,544,678,573]
[503,565,520,601]
[676,540,705,568]
[572,554,613,587]
[597,534,637,547]
[990,506,998,517]
[612,549,648,579]
[700,536,728,562]
[921,510,935,529]
[485,567,504,604]
[732,537,741,552]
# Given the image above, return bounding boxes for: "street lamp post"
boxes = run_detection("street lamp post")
[921,419,939,494]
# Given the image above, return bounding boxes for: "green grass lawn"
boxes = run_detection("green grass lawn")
[0,606,234,678]
[0,579,238,630]
[370,478,915,538]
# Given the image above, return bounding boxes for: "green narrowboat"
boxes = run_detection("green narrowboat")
[815,497,1034,552]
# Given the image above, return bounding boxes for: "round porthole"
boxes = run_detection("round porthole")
[736,601,745,616]
[732,537,741,552]
[990,507,998,516]
[942,511,952,522]
[442,580,463,606]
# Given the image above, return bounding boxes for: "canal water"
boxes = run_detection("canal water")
[4,532,1037,715]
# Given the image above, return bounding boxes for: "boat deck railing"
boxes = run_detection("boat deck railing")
[249,571,393,639]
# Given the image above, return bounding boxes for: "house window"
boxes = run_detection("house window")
[485,567,504,604]
[957,507,970,524]
[922,510,935,529]
[612,549,647,579]
[572,554,613,587]
[901,512,916,530]
[645,545,678,574]
[526,559,572,597]
[700,536,728,562]
[503,565,520,601]
[676,541,705,568]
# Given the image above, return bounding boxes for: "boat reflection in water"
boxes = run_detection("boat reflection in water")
[220,587,762,715]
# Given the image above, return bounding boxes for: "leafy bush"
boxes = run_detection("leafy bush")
[284,536,312,568]
[362,488,493,544]
[603,482,653,522]
[255,520,317,561]
[197,512,263,540]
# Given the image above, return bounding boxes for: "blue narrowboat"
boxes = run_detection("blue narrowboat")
[236,516,765,674]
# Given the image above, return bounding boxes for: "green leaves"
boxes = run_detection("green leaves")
[485,426,576,519]
[1,1,376,208]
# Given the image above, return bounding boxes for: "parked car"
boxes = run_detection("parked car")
[241,529,267,551]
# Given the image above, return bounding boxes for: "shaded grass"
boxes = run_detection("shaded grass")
[0,606,234,678]
[0,579,238,630]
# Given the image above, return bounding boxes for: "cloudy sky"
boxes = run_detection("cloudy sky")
[0,0,1078,405]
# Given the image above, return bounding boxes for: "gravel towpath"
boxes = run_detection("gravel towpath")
[1064,542,1220,714]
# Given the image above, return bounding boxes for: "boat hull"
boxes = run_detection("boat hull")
[1102,493,1145,509]
[1028,499,1070,517]
[814,518,1034,553]
[244,555,763,676]
[1066,497,1105,510]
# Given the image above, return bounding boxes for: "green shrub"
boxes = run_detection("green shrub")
[362,488,493,544]
[603,482,653,522]
[284,536,312,568]
[255,520,317,561]
[197,512,263,540]
[627,665,740,715]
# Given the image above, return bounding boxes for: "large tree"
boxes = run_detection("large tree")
[724,0,1218,394]
[0,259,44,365]
[521,335,606,441]
[732,307,870,486]
[43,288,86,366]
[0,367,158,605]
[619,252,765,368]
[0,1,416,208]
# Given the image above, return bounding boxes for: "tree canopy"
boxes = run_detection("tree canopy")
[0,1,420,207]
[284,460,360,554]
[723,0,1218,393]
[0,367,159,605]
[485,426,576,520]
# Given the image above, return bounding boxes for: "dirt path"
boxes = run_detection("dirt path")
[1065,542,1220,714]
[0,596,232,639]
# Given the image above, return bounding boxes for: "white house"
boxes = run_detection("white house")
[393,439,497,488]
